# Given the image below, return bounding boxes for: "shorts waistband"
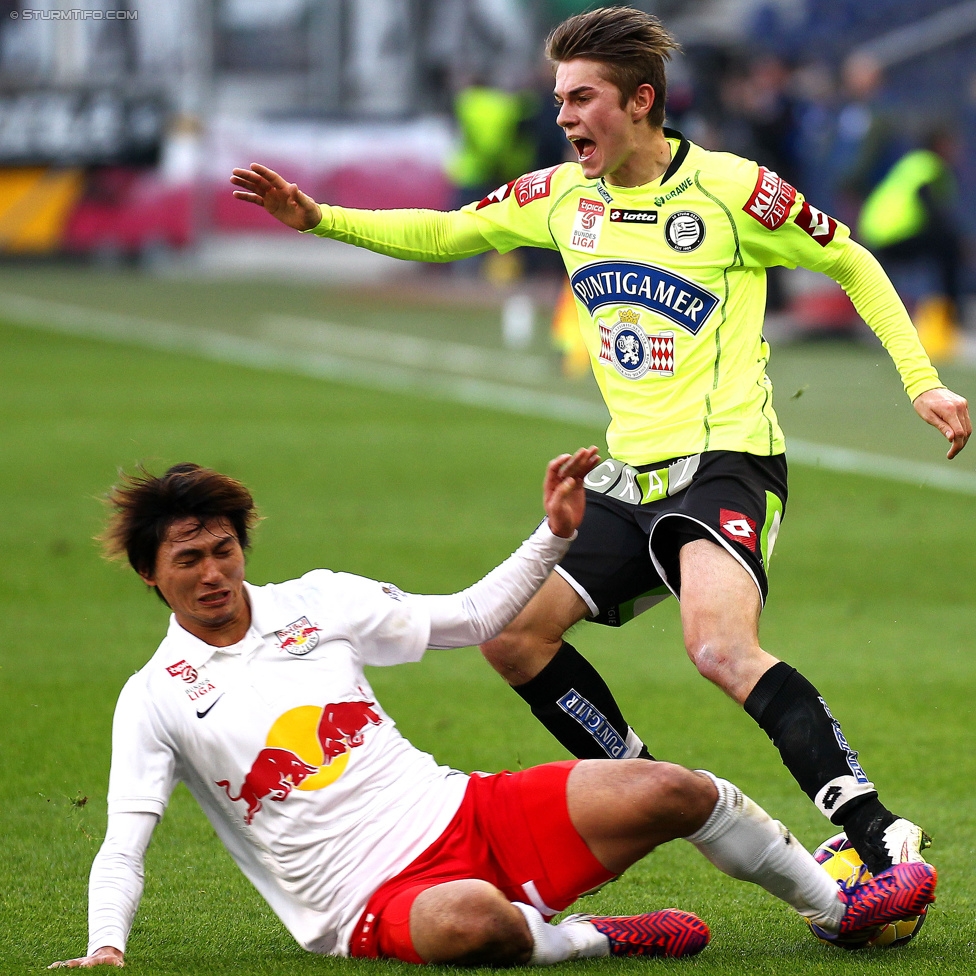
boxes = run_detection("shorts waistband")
[583,454,701,506]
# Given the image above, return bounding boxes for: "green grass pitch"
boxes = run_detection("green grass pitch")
[1,274,974,975]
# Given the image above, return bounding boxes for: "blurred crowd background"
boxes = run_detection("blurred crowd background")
[1,0,974,353]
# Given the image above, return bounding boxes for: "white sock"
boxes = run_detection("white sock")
[686,771,844,932]
[512,903,609,964]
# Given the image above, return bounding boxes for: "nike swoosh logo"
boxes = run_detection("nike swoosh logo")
[196,694,225,719]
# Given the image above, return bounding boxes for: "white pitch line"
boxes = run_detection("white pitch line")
[3,290,975,496]
[786,439,976,494]
[0,291,608,428]
[264,313,554,385]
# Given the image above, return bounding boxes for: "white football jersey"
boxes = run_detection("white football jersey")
[107,570,470,955]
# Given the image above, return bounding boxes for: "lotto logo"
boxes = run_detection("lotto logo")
[719,509,757,551]
[795,201,837,245]
[821,786,844,810]
[514,166,558,206]
[743,167,796,230]
[609,208,658,223]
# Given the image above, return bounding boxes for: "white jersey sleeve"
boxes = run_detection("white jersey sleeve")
[106,675,179,817]
[87,811,157,956]
[301,570,432,667]
[421,520,573,649]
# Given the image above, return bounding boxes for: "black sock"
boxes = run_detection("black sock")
[744,662,886,818]
[837,795,899,874]
[514,641,652,760]
[745,663,903,873]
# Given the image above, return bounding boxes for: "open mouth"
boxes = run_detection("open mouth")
[571,137,596,162]
[199,590,231,608]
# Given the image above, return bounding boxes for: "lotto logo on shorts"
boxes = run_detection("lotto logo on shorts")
[794,201,837,246]
[743,167,796,230]
[513,165,559,207]
[719,509,757,551]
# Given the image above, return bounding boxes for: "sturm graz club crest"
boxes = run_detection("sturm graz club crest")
[665,211,705,252]
[599,310,675,379]
[601,309,649,379]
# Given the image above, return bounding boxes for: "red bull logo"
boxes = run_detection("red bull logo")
[274,616,322,656]
[216,698,382,825]
[216,748,319,825]
[317,700,381,755]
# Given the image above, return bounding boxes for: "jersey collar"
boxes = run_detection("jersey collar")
[162,614,223,668]
[659,127,690,185]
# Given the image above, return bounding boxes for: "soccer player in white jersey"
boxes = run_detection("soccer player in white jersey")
[229,6,969,880]
[50,454,936,968]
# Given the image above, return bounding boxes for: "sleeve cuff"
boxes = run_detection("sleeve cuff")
[538,518,577,548]
[908,379,945,402]
[87,933,127,957]
[108,797,167,818]
[301,205,334,236]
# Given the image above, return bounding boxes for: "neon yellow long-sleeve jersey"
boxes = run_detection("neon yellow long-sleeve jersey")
[308,130,942,466]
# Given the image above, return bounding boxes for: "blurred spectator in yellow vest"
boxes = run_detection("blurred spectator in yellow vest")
[446,78,534,281]
[447,80,533,207]
[858,128,963,359]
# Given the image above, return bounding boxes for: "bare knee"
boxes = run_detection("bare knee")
[678,539,765,690]
[569,760,719,873]
[480,619,562,686]
[481,622,541,675]
[480,574,587,685]
[683,631,742,686]
[682,627,777,704]
[631,762,718,837]
[411,880,531,966]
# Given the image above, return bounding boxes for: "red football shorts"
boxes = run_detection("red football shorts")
[349,760,613,963]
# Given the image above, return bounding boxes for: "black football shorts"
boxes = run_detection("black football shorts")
[555,450,788,626]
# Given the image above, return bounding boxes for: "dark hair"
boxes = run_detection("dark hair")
[100,463,258,583]
[546,6,681,128]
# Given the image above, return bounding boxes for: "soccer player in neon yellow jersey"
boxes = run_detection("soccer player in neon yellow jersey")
[232,7,970,879]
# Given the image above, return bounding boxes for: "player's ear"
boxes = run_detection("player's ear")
[632,83,655,122]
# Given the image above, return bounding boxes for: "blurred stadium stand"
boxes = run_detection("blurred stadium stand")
[0,0,972,344]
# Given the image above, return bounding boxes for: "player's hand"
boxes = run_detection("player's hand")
[49,946,124,968]
[543,447,601,538]
[913,387,971,459]
[230,163,322,231]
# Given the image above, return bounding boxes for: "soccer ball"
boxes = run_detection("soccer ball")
[806,831,927,950]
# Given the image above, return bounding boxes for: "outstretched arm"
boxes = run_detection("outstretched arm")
[49,812,158,969]
[230,163,492,261]
[423,448,600,649]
